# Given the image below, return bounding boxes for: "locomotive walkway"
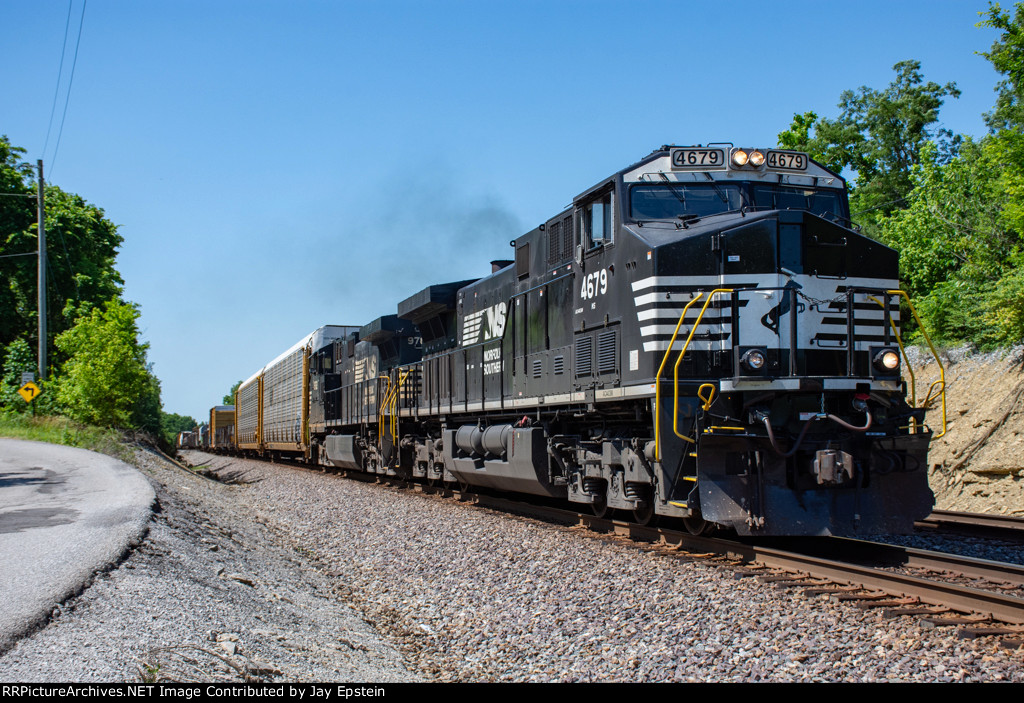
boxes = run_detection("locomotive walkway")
[0,439,154,654]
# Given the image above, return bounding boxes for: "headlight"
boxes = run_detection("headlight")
[741,348,766,371]
[872,348,900,373]
[732,149,749,167]
[748,150,765,166]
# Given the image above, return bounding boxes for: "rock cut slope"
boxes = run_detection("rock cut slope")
[912,346,1024,515]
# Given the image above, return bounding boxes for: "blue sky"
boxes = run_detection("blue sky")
[1,1,1007,420]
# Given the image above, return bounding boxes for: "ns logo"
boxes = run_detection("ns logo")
[461,302,507,346]
[354,353,378,383]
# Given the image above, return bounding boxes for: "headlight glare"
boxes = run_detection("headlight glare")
[872,348,901,373]
[741,348,766,371]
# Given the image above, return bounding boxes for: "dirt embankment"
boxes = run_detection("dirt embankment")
[910,346,1024,515]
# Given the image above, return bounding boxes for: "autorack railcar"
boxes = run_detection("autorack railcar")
[209,405,236,452]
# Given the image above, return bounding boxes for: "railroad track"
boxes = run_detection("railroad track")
[918,509,1024,543]
[182,451,1024,648]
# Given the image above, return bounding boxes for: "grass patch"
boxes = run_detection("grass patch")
[0,411,134,462]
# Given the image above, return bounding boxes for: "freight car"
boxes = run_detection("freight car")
[221,144,943,536]
[176,430,198,450]
[209,405,235,451]
[194,423,208,450]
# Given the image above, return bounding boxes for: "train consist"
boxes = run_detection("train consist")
[188,144,944,536]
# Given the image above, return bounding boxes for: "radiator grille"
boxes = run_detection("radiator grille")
[546,215,575,267]
[547,220,562,266]
[575,337,593,378]
[598,330,617,375]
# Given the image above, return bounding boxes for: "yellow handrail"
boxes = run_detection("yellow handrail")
[377,368,413,448]
[923,380,945,409]
[867,295,917,414]
[697,383,717,411]
[389,369,412,442]
[869,291,947,438]
[673,290,734,445]
[653,293,705,461]
[890,290,946,438]
[376,374,393,443]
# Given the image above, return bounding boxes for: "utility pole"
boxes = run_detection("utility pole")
[37,159,46,380]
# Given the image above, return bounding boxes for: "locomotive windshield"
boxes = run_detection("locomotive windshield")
[630,183,847,222]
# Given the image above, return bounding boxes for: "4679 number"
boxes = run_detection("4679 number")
[580,269,608,300]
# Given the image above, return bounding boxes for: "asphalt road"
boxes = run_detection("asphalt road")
[0,439,154,654]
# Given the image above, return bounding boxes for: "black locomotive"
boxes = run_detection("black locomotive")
[229,144,937,536]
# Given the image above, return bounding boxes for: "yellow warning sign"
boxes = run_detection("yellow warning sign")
[18,381,41,403]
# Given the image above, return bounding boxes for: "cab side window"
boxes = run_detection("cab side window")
[580,192,613,251]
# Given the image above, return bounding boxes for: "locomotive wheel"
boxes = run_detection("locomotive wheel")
[683,512,711,536]
[591,494,609,519]
[633,502,656,526]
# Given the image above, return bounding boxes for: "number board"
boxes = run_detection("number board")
[766,150,808,171]
[670,147,726,171]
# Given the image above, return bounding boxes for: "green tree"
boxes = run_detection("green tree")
[0,135,124,360]
[0,138,38,350]
[978,3,1024,235]
[777,110,857,176]
[776,4,1024,348]
[777,111,821,157]
[223,380,242,405]
[876,138,1016,344]
[132,369,162,437]
[54,300,158,429]
[877,141,1009,299]
[980,2,1024,131]
[778,61,960,230]
[160,411,199,446]
[0,338,36,409]
[868,4,1024,347]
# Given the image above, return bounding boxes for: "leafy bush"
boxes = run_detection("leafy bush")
[54,300,160,430]
[983,252,1024,346]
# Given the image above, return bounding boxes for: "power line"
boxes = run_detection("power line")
[42,1,74,159]
[49,0,88,176]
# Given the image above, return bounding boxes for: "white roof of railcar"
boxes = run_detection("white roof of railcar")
[239,325,358,387]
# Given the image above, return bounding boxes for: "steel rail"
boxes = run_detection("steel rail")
[755,536,1024,587]
[730,543,1024,625]
[918,510,1024,542]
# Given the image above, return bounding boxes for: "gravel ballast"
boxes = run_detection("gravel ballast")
[1,448,1022,682]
